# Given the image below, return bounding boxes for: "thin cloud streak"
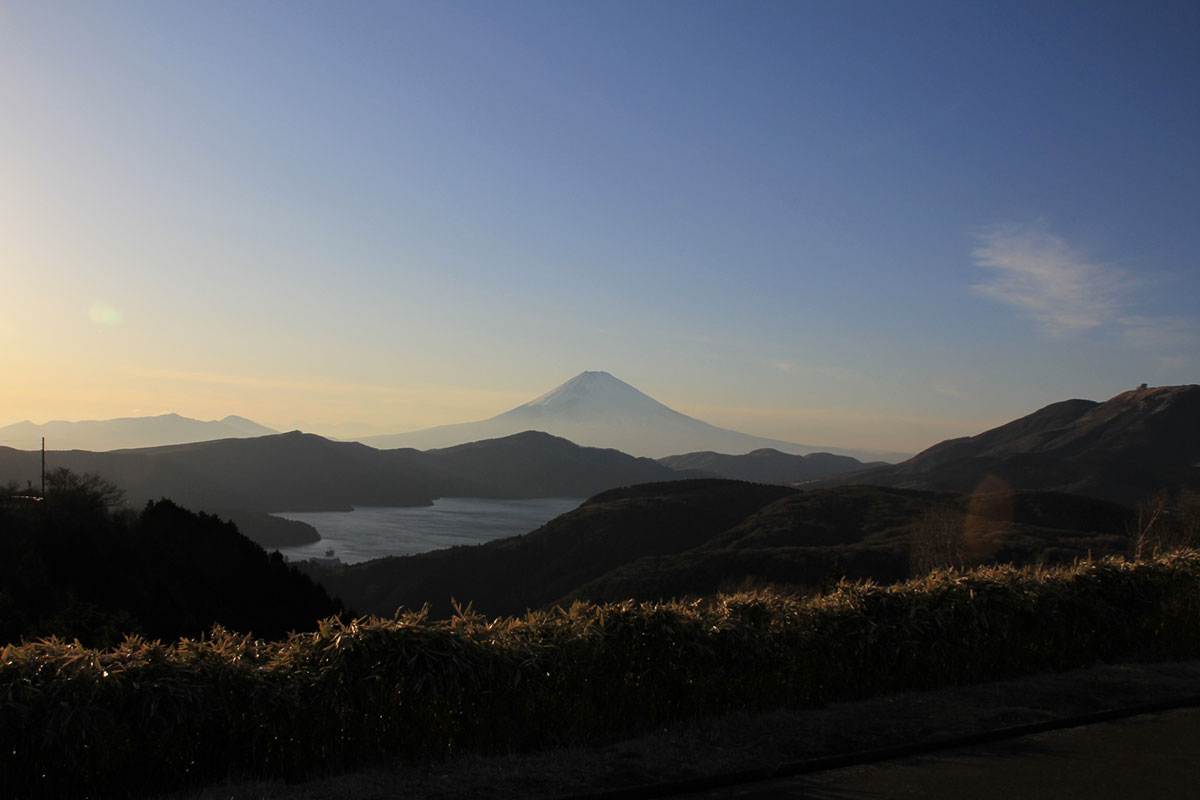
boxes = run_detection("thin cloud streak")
[970,225,1195,369]
[971,224,1127,334]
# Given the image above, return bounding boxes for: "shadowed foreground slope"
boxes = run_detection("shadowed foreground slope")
[0,482,343,646]
[303,480,1132,619]
[305,480,797,618]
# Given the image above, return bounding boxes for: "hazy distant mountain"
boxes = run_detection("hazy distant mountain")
[0,413,277,451]
[658,448,882,484]
[806,384,1200,505]
[362,371,898,461]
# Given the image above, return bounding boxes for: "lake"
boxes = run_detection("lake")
[272,496,584,564]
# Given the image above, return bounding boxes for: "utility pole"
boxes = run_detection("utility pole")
[41,437,45,496]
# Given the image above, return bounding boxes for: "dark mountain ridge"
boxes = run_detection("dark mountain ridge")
[806,385,1200,504]
[424,430,712,497]
[658,448,880,485]
[0,432,440,513]
[0,429,709,518]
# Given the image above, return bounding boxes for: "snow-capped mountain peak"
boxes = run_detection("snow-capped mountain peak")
[515,371,678,417]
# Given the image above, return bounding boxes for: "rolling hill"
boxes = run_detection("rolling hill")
[304,480,799,618]
[0,429,709,518]
[301,480,1132,619]
[423,430,712,497]
[0,432,440,513]
[658,448,880,484]
[806,384,1200,504]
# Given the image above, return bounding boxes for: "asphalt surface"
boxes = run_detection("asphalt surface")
[678,706,1200,799]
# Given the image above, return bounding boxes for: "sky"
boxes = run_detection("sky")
[1,1,1197,455]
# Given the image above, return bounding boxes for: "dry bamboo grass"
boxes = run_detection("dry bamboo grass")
[3,551,1200,799]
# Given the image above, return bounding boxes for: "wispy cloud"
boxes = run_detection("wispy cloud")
[970,223,1195,370]
[930,381,965,399]
[971,224,1128,335]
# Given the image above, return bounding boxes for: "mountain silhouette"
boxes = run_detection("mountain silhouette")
[658,448,882,484]
[808,384,1200,504]
[0,432,440,513]
[0,429,708,523]
[362,371,897,461]
[0,413,278,451]
[424,430,711,497]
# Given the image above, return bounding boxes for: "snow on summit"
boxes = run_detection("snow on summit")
[513,371,682,419]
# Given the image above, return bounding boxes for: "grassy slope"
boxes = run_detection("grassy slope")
[307,481,1133,618]
[309,479,797,618]
[564,486,1130,605]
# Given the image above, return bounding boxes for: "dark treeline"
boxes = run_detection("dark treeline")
[0,470,344,647]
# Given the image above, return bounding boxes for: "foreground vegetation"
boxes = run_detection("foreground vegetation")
[4,551,1200,799]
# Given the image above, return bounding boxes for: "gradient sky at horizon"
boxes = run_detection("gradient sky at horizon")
[2,1,1197,454]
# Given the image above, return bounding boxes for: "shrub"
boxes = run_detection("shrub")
[2,551,1199,798]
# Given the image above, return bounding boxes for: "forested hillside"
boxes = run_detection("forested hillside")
[0,470,344,646]
[303,479,1141,619]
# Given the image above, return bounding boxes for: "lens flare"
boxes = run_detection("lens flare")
[89,303,123,325]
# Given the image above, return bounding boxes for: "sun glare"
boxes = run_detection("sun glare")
[88,303,122,326]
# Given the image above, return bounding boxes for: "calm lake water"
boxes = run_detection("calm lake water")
[272,497,583,564]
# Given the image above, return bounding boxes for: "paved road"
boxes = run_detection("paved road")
[678,707,1200,799]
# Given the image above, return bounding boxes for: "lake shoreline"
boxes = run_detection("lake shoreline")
[271,496,584,565]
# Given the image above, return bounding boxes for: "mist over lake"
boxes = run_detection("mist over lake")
[273,497,583,564]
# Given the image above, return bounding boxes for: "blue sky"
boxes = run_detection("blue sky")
[1,1,1197,453]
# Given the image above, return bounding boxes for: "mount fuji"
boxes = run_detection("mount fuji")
[361,371,885,460]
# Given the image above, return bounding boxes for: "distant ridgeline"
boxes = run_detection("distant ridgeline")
[0,473,344,647]
[0,429,725,527]
[804,384,1200,506]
